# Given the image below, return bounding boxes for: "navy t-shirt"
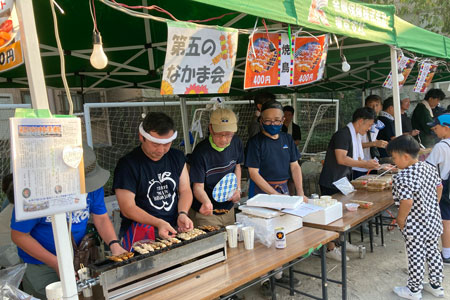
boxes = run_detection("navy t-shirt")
[245,132,300,181]
[189,135,244,211]
[377,115,395,158]
[319,127,353,189]
[113,147,186,230]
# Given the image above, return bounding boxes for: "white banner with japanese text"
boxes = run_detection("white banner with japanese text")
[161,21,238,95]
[414,62,437,93]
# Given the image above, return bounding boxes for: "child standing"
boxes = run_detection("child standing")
[387,135,444,300]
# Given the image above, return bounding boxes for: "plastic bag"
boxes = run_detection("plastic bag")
[0,282,39,300]
[333,177,355,195]
[236,213,274,248]
[0,263,27,288]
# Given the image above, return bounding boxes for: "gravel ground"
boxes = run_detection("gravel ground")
[238,227,450,300]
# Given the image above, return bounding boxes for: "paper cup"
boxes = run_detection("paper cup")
[45,281,63,300]
[320,195,332,201]
[242,226,255,250]
[226,225,238,248]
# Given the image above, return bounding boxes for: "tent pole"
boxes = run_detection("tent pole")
[389,46,403,137]
[16,0,78,299]
[292,92,298,124]
[180,98,192,154]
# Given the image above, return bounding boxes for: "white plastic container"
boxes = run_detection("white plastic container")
[302,201,343,225]
[45,281,63,300]
[236,212,303,234]
[245,194,303,210]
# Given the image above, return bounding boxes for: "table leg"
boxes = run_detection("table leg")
[270,275,276,300]
[369,219,374,252]
[380,215,385,247]
[321,245,328,300]
[342,232,347,300]
[360,225,364,242]
[289,266,294,296]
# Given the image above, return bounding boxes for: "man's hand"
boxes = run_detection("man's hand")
[374,140,388,148]
[156,220,177,239]
[411,129,420,137]
[364,159,380,170]
[110,243,128,256]
[229,189,241,203]
[199,200,213,216]
[177,214,194,233]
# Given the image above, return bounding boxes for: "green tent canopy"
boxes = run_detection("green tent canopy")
[0,0,448,94]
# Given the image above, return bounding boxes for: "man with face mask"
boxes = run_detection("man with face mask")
[246,100,306,199]
[113,112,193,250]
[189,108,244,227]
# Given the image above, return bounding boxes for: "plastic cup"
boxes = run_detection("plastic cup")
[78,267,93,298]
[242,226,255,250]
[226,225,238,248]
[320,195,332,201]
[45,281,63,300]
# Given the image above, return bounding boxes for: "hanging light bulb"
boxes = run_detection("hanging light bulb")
[90,32,108,69]
[341,56,351,72]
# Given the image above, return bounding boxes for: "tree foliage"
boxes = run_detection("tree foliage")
[360,0,450,37]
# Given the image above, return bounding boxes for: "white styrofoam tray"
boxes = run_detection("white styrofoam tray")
[238,205,283,218]
[302,202,343,225]
[245,194,303,210]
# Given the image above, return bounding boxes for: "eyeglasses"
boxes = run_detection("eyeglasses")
[261,119,284,126]
[211,129,234,139]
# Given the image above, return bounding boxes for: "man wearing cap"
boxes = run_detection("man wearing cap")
[412,88,446,147]
[10,145,126,300]
[426,113,450,264]
[113,112,193,249]
[189,108,244,226]
[400,93,420,137]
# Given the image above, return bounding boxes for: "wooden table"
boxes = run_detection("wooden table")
[302,189,394,300]
[131,227,338,300]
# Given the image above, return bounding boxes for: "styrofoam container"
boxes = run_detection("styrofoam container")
[245,194,303,210]
[236,212,303,234]
[238,205,283,218]
[302,201,343,225]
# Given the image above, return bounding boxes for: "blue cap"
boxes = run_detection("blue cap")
[427,113,450,128]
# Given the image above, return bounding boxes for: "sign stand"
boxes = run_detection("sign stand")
[15,0,78,299]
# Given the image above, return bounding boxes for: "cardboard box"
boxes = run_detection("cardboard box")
[302,202,343,225]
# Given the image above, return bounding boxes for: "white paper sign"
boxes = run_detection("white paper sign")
[161,21,238,95]
[9,117,86,221]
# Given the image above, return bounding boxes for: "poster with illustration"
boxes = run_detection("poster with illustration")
[382,55,416,89]
[414,62,437,93]
[292,34,329,86]
[244,33,283,89]
[0,0,23,73]
[161,21,238,95]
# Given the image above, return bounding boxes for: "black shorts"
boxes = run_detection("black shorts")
[440,200,450,221]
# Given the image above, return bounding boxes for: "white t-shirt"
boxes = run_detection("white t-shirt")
[426,138,450,180]
[353,127,379,172]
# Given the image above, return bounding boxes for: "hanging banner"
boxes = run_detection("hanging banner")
[161,21,238,95]
[244,33,328,89]
[292,34,329,86]
[382,55,416,89]
[0,0,23,73]
[244,33,287,89]
[414,62,438,93]
[10,117,87,221]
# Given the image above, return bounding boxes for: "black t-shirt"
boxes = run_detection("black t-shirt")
[189,135,244,211]
[113,147,186,230]
[377,115,395,158]
[319,126,353,189]
[401,113,413,133]
[282,122,302,142]
[245,132,300,181]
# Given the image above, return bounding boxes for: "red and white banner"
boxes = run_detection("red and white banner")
[382,55,416,89]
[414,62,437,93]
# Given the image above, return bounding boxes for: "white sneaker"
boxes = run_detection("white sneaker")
[423,282,444,298]
[393,286,422,300]
[326,247,349,262]
[345,242,360,253]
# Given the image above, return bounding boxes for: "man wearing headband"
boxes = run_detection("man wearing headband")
[245,100,305,295]
[189,108,244,227]
[113,112,193,247]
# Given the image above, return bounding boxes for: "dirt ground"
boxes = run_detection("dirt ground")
[238,227,450,300]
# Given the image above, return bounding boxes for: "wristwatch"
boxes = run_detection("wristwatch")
[178,211,188,216]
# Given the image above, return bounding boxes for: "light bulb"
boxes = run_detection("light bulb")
[90,32,108,69]
[397,72,404,82]
[342,59,351,72]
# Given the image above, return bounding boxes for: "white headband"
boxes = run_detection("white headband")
[139,123,177,144]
